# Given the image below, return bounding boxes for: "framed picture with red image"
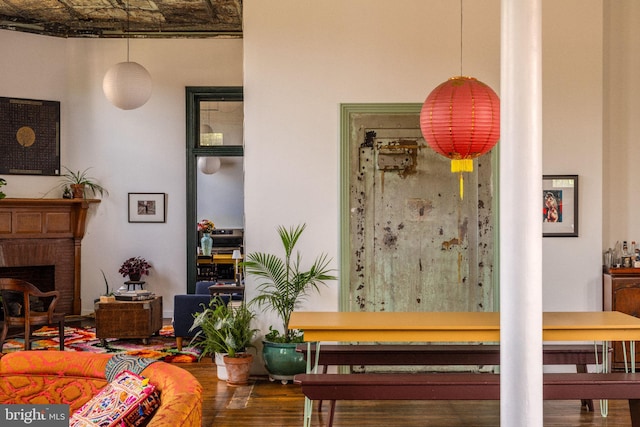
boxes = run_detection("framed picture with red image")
[543,175,578,237]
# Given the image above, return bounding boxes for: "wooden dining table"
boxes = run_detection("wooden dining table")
[289,310,640,343]
[289,310,640,424]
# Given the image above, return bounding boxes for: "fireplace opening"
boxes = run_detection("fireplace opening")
[0,265,56,293]
[0,265,56,315]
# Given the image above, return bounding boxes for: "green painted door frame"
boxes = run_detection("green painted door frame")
[185,86,243,293]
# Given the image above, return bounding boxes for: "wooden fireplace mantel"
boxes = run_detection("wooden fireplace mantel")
[0,198,100,238]
[0,198,101,315]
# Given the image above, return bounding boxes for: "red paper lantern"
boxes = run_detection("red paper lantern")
[420,76,500,198]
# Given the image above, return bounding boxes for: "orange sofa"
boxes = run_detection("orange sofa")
[0,351,202,426]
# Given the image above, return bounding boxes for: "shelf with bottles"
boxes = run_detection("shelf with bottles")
[606,267,640,274]
[604,240,640,271]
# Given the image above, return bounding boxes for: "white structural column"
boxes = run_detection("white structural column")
[500,0,543,426]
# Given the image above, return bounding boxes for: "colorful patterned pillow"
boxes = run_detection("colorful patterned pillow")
[70,370,159,427]
[121,389,161,427]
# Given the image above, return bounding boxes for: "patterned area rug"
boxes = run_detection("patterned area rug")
[2,324,201,363]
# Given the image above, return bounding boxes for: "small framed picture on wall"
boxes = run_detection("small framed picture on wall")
[128,193,166,223]
[542,175,578,237]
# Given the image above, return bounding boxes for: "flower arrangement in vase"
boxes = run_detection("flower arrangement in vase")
[198,219,215,234]
[0,177,6,199]
[198,219,215,256]
[118,256,152,282]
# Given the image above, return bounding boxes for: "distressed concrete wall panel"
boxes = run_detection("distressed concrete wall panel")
[349,110,494,315]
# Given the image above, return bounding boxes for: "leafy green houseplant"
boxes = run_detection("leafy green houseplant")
[190,298,257,358]
[189,298,258,385]
[243,224,336,382]
[59,166,108,199]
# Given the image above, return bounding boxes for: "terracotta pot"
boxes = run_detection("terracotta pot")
[70,184,85,199]
[223,353,253,386]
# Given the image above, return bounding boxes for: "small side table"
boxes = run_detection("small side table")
[94,296,162,345]
[208,284,245,300]
[124,280,145,291]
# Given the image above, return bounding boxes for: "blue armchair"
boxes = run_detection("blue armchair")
[173,281,230,351]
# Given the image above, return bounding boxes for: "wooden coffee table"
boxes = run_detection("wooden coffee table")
[94,296,162,345]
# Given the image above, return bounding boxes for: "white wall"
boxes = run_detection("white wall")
[0,30,243,316]
[604,1,640,250]
[541,2,603,310]
[243,0,605,329]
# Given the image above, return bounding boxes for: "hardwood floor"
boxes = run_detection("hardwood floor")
[36,316,634,426]
[178,360,635,426]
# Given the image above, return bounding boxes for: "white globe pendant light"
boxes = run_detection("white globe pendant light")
[102,0,152,110]
[198,157,221,175]
[103,61,152,110]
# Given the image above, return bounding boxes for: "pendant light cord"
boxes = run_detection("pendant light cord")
[460,0,463,77]
[126,0,130,62]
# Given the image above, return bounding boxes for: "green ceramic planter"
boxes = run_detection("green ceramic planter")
[262,341,306,384]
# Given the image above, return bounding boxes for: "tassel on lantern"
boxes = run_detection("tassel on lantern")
[450,158,473,199]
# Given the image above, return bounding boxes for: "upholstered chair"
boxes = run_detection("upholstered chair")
[172,281,230,351]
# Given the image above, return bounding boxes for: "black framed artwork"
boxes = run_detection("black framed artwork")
[543,175,578,237]
[128,193,167,223]
[0,96,61,175]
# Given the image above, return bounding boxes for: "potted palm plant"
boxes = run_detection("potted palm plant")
[244,224,337,383]
[190,298,258,385]
[58,166,108,199]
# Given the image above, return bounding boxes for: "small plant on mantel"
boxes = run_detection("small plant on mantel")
[0,177,6,199]
[118,256,152,282]
[58,166,108,199]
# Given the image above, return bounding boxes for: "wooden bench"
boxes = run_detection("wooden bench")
[296,343,606,412]
[296,343,603,369]
[294,372,640,427]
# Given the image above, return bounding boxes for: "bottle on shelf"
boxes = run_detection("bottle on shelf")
[614,241,622,267]
[604,248,614,271]
[622,241,632,268]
